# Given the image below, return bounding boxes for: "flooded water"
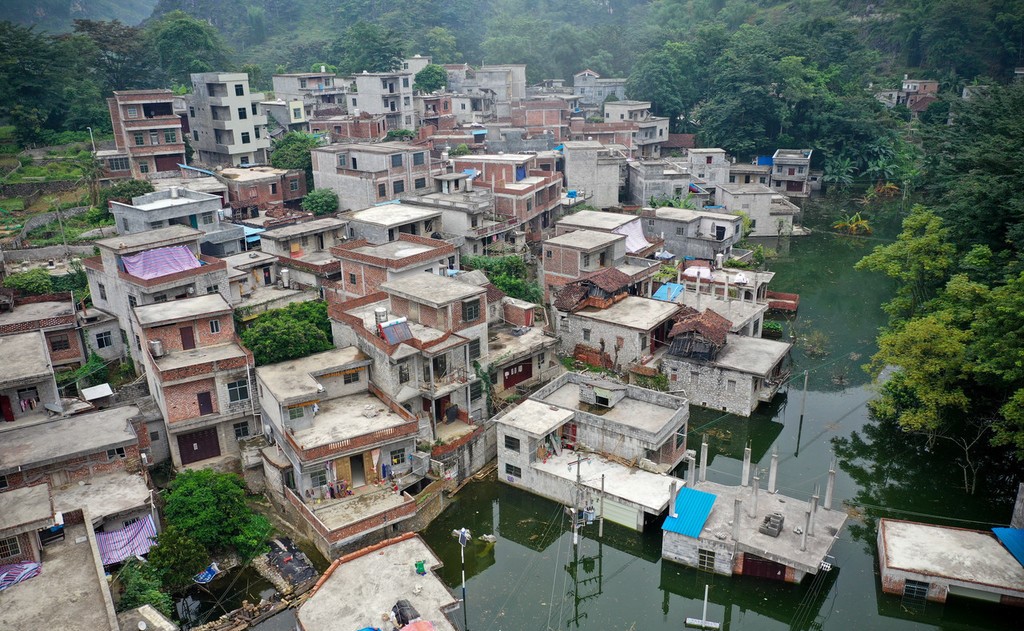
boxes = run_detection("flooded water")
[422,228,1019,630]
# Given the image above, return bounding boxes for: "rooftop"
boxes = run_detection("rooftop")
[381,274,485,308]
[0,484,52,533]
[94,225,202,253]
[52,471,151,525]
[256,346,369,404]
[288,391,411,453]
[0,331,51,385]
[717,183,774,195]
[298,534,458,631]
[260,217,349,240]
[654,206,738,223]
[344,300,451,357]
[345,239,445,263]
[221,249,278,270]
[218,165,293,182]
[0,299,73,327]
[315,142,420,155]
[879,519,1024,591]
[675,294,767,332]
[713,334,792,376]
[346,203,441,227]
[534,451,680,512]
[494,398,575,437]
[484,326,558,370]
[539,379,682,437]
[0,405,138,474]
[557,210,636,231]
[134,293,231,327]
[545,229,624,251]
[153,176,227,196]
[152,341,249,372]
[572,296,679,331]
[311,486,413,532]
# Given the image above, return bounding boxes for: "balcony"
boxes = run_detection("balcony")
[122,116,182,130]
[118,254,226,289]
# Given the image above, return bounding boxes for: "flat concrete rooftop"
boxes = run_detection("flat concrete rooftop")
[655,206,737,223]
[0,331,51,385]
[0,405,138,474]
[382,273,485,308]
[52,471,151,525]
[574,295,679,331]
[261,217,348,239]
[345,300,449,354]
[298,535,458,631]
[347,239,443,262]
[879,518,1024,590]
[290,390,412,452]
[221,249,277,269]
[0,484,52,533]
[0,523,118,631]
[257,346,368,403]
[95,225,202,252]
[219,165,292,182]
[348,203,441,227]
[153,341,249,372]
[558,210,635,231]
[312,486,412,532]
[717,183,774,195]
[135,293,231,326]
[495,398,574,438]
[484,326,558,369]
[545,229,624,251]
[0,300,73,327]
[534,451,681,513]
[539,381,681,437]
[317,142,421,155]
[714,334,792,376]
[688,479,847,576]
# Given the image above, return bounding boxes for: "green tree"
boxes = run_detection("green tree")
[163,470,270,558]
[99,179,155,215]
[3,268,54,295]
[147,526,208,592]
[419,27,459,64]
[626,42,697,132]
[72,20,156,93]
[301,189,339,216]
[145,11,233,86]
[333,22,404,74]
[240,301,333,365]
[414,64,448,93]
[449,143,470,157]
[116,559,173,618]
[270,132,320,188]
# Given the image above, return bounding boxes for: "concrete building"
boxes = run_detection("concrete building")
[715,183,800,237]
[102,89,186,181]
[877,519,1024,607]
[272,70,348,118]
[296,533,459,630]
[350,64,419,131]
[411,176,522,257]
[875,75,940,109]
[627,159,698,206]
[309,112,388,143]
[573,69,627,107]
[641,206,744,262]
[215,166,307,215]
[769,149,813,198]
[187,72,270,167]
[0,332,63,424]
[220,250,315,320]
[561,141,625,209]
[344,203,442,244]
[0,291,84,370]
[728,162,771,186]
[660,309,791,416]
[555,210,661,257]
[311,143,439,210]
[256,348,424,556]
[328,234,457,302]
[260,98,309,135]
[673,266,775,336]
[687,148,731,191]
[134,294,256,468]
[496,373,688,531]
[662,439,847,583]
[559,295,680,369]
[329,274,489,437]
[415,92,457,132]
[479,298,561,399]
[448,64,527,121]
[109,186,245,256]
[510,98,572,140]
[84,226,232,353]
[602,101,669,158]
[258,217,349,290]
[542,229,627,302]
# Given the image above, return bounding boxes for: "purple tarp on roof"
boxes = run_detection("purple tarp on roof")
[121,246,200,280]
[0,562,41,591]
[95,514,157,566]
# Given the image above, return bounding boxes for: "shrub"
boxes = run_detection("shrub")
[3,268,53,294]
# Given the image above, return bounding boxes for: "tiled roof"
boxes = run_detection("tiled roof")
[581,267,631,293]
[668,308,731,346]
[553,283,589,312]
[485,283,506,304]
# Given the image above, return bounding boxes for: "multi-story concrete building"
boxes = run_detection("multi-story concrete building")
[446,64,526,121]
[451,153,562,240]
[272,70,348,118]
[257,217,349,290]
[640,206,743,261]
[769,149,813,198]
[187,72,270,167]
[627,159,698,206]
[328,234,457,303]
[509,98,571,140]
[309,112,388,143]
[411,175,523,257]
[135,294,256,468]
[687,148,732,191]
[561,140,625,209]
[311,143,440,210]
[559,294,681,369]
[349,59,430,131]
[259,98,309,134]
[715,183,800,237]
[572,69,627,107]
[215,166,307,213]
[0,332,61,424]
[102,89,186,180]
[542,229,626,301]
[109,186,245,256]
[602,101,669,158]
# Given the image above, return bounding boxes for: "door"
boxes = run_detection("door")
[177,428,221,465]
[0,395,13,422]
[350,454,366,487]
[196,391,213,416]
[180,326,196,350]
[262,267,272,286]
[742,553,787,580]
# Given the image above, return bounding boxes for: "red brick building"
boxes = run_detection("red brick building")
[451,154,562,240]
[325,234,457,303]
[216,166,307,217]
[102,89,186,181]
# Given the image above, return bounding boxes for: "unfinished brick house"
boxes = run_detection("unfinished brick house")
[215,166,307,216]
[326,234,457,303]
[100,89,186,181]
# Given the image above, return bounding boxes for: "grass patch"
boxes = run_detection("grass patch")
[24,207,114,246]
[0,198,25,212]
[5,159,85,183]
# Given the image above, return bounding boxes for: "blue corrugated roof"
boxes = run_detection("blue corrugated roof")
[662,487,716,538]
[993,527,1024,567]
[653,282,683,302]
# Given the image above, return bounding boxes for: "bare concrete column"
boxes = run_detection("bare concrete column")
[809,485,820,537]
[801,509,810,551]
[732,497,742,542]
[750,475,760,519]
[741,444,751,487]
[824,459,835,511]
[699,435,708,483]
[768,447,778,494]
[669,480,679,518]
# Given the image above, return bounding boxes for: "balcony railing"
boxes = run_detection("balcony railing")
[285,419,419,462]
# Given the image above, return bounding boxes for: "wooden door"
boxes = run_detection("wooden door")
[180,326,196,350]
[177,428,221,465]
[197,391,213,416]
[742,553,787,580]
[0,395,13,422]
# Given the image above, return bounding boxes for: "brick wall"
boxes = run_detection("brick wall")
[45,328,85,365]
[452,296,484,332]
[502,301,532,327]
[142,314,234,354]
[0,445,141,493]
[0,532,39,564]
[163,377,219,423]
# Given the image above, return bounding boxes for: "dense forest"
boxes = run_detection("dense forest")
[2,0,1024,472]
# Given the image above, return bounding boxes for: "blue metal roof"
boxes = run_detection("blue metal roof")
[662,487,716,538]
[993,527,1024,567]
[653,282,683,302]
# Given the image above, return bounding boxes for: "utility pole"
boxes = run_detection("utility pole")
[457,527,471,631]
[567,454,590,546]
[795,369,809,457]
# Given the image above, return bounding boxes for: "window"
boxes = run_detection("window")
[351,98,357,107]
[698,549,715,572]
[299,78,307,88]
[344,371,360,384]
[414,177,427,190]
[468,338,481,360]
[49,334,70,352]
[676,226,686,236]
[108,157,129,171]
[95,331,113,349]
[0,536,21,560]
[98,283,107,300]
[150,431,160,442]
[413,152,425,166]
[206,285,219,294]
[640,334,648,350]
[728,175,736,183]
[292,107,302,119]
[349,272,357,285]
[255,127,261,139]
[727,379,736,393]
[675,424,686,448]
[504,435,521,452]
[505,463,522,478]
[647,218,655,228]
[402,77,409,88]
[164,130,176,144]
[391,448,406,466]
[398,361,410,384]
[393,180,405,194]
[126,106,138,118]
[153,294,167,303]
[251,103,258,115]
[237,107,248,120]
[310,468,327,488]
[403,96,411,106]
[241,132,251,144]
[149,131,160,145]
[288,406,304,420]
[391,154,403,167]
[537,353,545,369]
[378,183,387,198]
[582,254,591,267]
[582,329,591,342]
[233,421,250,439]
[133,132,144,146]
[545,249,552,259]
[107,447,126,460]
[234,84,244,96]
[193,130,199,141]
[470,380,482,401]
[0,475,7,490]
[128,295,137,309]
[462,300,480,322]
[290,179,299,191]
[139,162,149,174]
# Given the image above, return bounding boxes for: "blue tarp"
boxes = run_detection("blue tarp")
[243,225,265,243]
[471,129,488,135]
[653,283,683,302]
[662,487,717,538]
[756,156,774,166]
[993,527,1024,568]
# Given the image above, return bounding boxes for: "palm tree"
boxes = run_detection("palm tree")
[822,156,856,191]
[833,212,873,235]
[75,153,103,209]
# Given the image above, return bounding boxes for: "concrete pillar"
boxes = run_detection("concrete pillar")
[699,435,708,483]
[801,509,810,551]
[750,475,760,519]
[732,497,742,542]
[810,486,820,537]
[824,461,835,511]
[741,444,751,487]
[768,447,778,494]
[669,480,679,518]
